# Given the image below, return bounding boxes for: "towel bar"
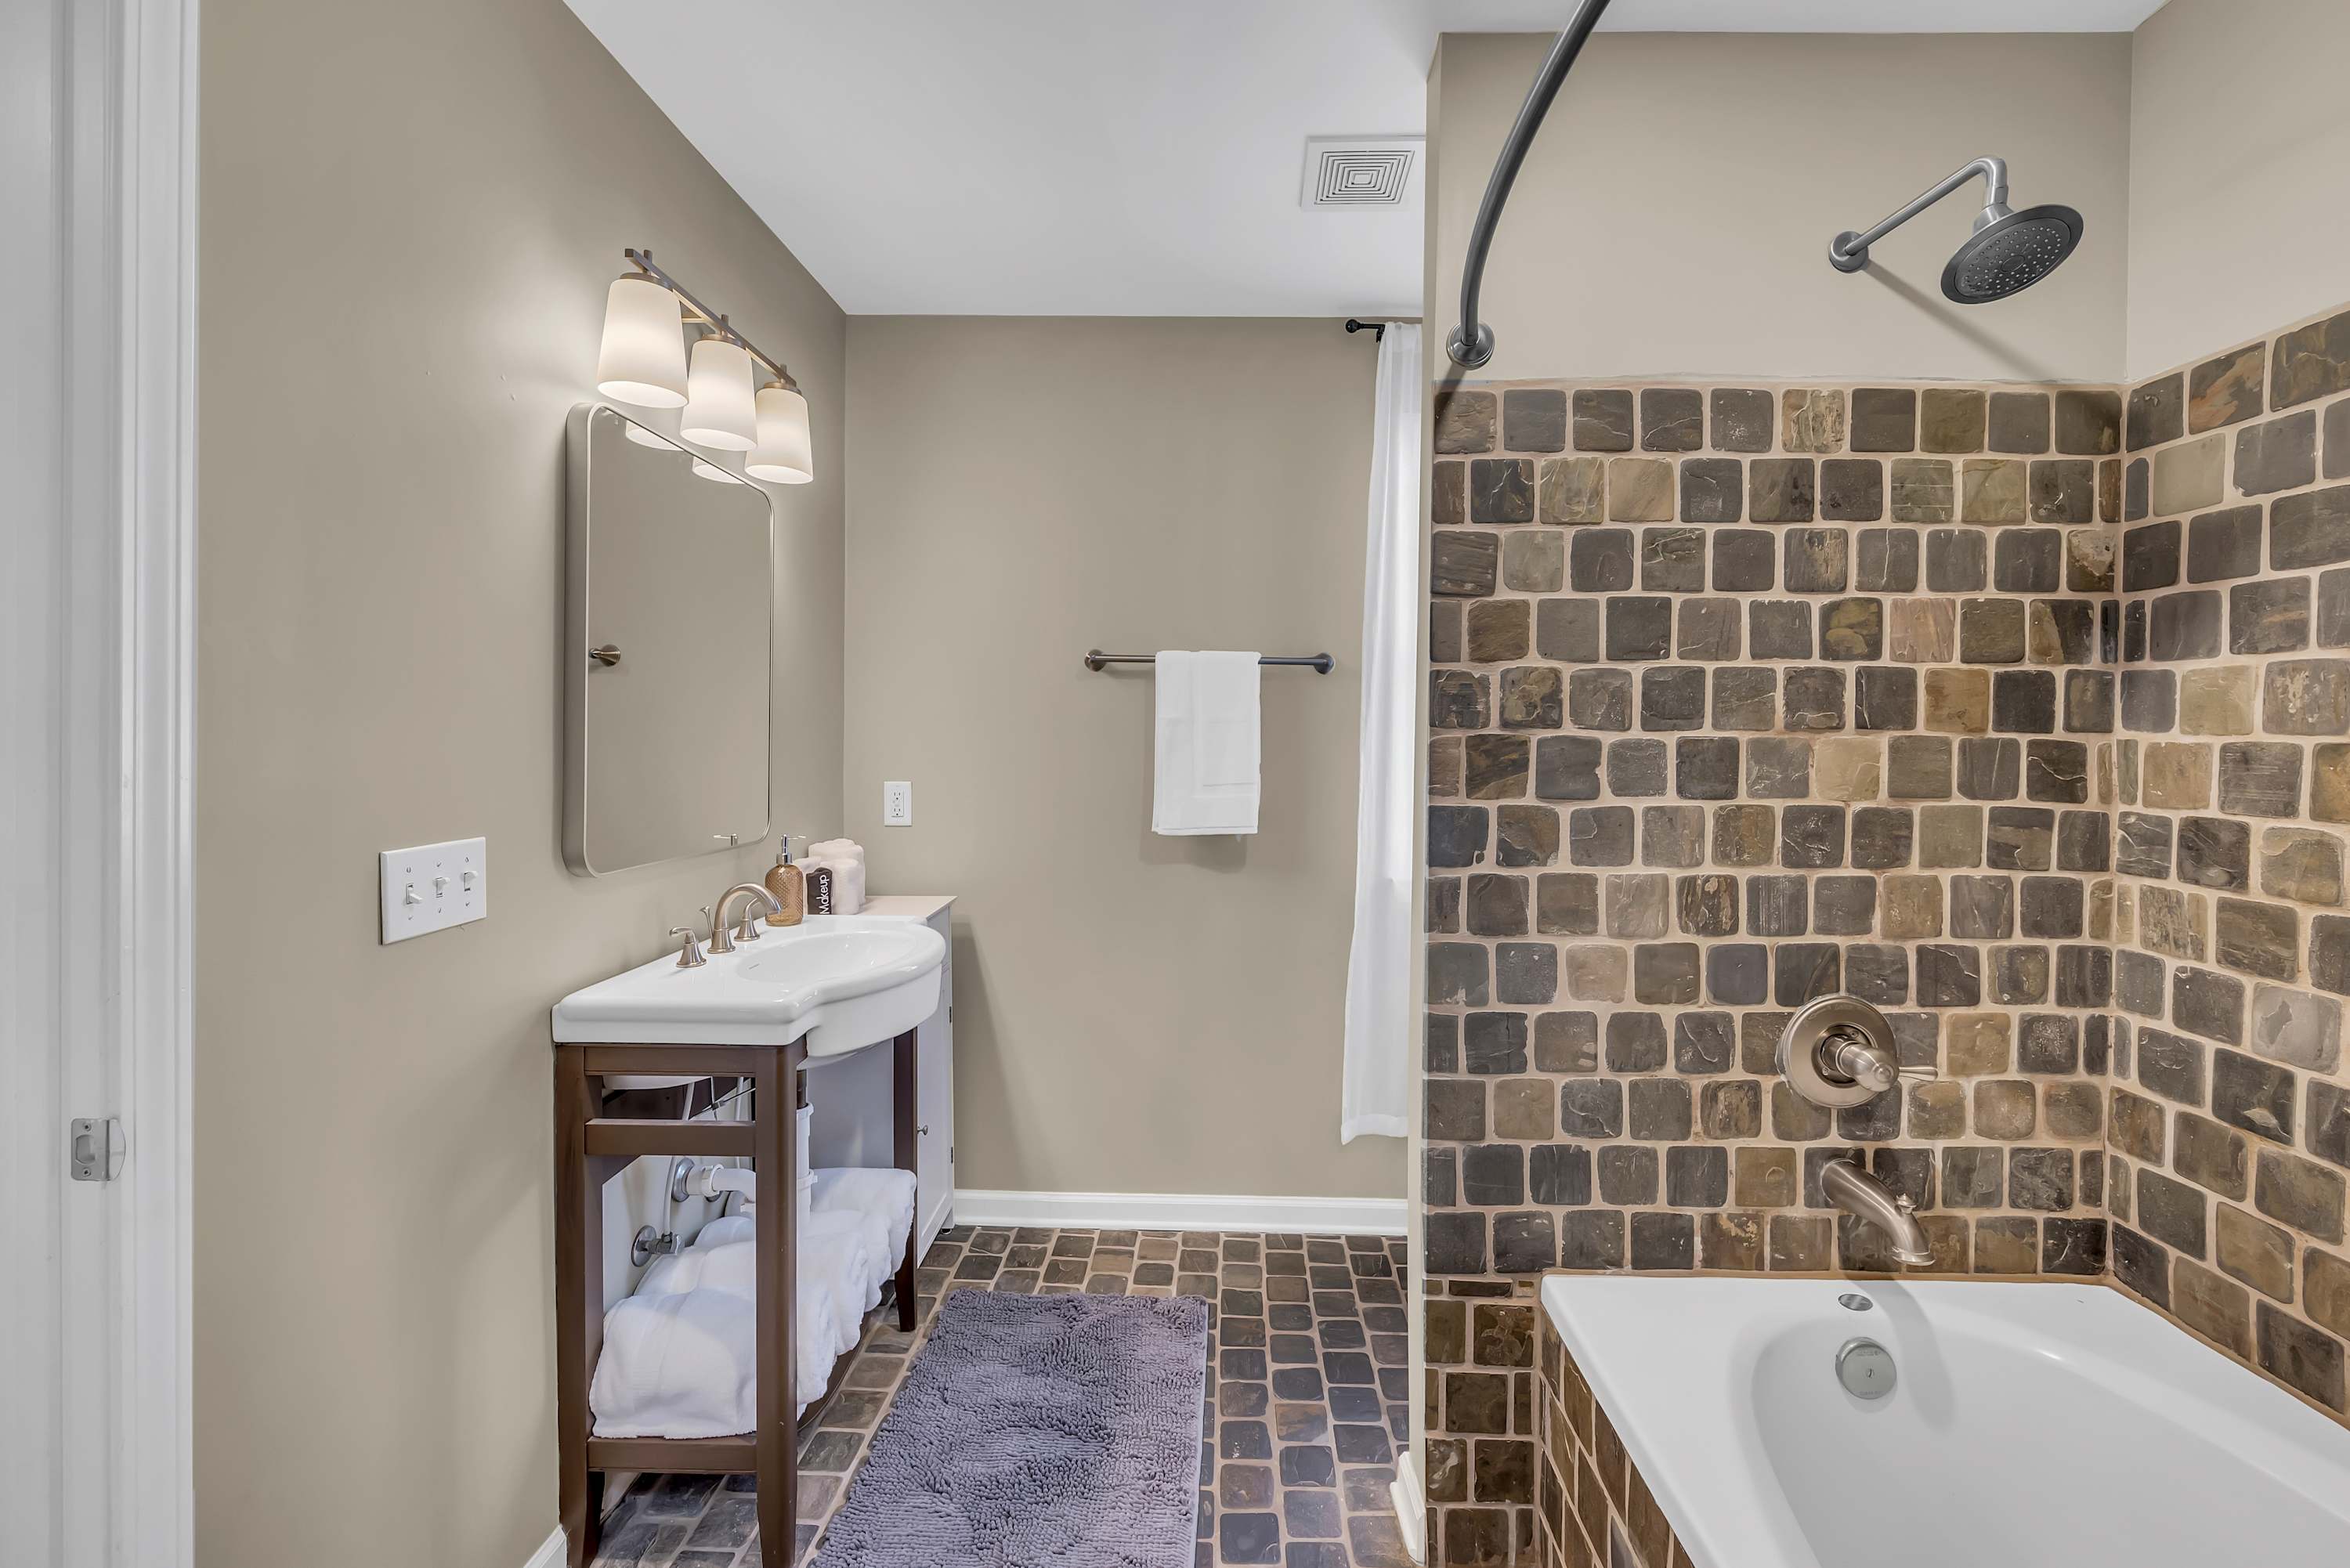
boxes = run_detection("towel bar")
[1083,649,1333,674]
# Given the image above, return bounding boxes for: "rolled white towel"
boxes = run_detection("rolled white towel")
[590,1263,844,1434]
[811,1167,918,1273]
[805,839,865,914]
[799,1209,877,1352]
[676,1209,872,1349]
[591,1288,753,1438]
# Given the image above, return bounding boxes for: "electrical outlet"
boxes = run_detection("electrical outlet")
[882,781,913,826]
[379,837,487,943]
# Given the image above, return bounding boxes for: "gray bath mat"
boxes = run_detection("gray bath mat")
[812,1289,1209,1568]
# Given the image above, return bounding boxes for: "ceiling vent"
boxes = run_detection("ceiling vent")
[1301,137,1421,210]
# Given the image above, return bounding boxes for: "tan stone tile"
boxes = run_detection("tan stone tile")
[1922,667,1988,732]
[1946,1014,2012,1075]
[1782,388,1846,453]
[1882,874,1944,938]
[1606,457,1673,522]
[1889,600,1957,664]
[1813,736,1882,802]
[2179,666,2256,736]
[2151,433,2226,515]
[1562,944,1625,1003]
[1539,456,1605,523]
[2142,741,2213,811]
[1960,458,2026,523]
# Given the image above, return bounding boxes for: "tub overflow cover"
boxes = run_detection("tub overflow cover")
[1836,1337,1897,1400]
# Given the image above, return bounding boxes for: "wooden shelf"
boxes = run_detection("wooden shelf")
[587,1435,757,1475]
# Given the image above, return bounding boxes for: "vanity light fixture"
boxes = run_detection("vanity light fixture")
[681,335,758,451]
[595,248,815,482]
[747,382,813,485]
[594,273,690,406]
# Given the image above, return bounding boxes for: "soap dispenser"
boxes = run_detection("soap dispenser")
[761,836,805,927]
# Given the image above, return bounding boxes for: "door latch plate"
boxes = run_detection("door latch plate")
[70,1117,125,1182]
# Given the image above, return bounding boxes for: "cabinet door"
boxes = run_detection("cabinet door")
[914,907,956,1254]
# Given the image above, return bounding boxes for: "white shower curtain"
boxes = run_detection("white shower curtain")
[1340,323,1422,1143]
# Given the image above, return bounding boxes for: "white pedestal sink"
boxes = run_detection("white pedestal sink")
[552,915,945,1074]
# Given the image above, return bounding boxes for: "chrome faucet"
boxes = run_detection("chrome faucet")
[708,883,783,954]
[1820,1161,1934,1267]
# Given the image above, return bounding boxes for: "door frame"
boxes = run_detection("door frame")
[118,0,200,1559]
[7,0,199,1559]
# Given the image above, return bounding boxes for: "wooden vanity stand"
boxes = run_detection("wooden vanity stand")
[552,1029,920,1567]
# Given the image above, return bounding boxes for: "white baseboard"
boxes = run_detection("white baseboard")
[952,1188,1406,1236]
[522,1526,567,1568]
[1390,1448,1428,1563]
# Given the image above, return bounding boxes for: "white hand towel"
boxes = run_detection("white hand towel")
[1152,651,1261,836]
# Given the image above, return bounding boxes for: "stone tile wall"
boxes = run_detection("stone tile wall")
[1421,374,2120,1562]
[1535,1312,1686,1568]
[2108,304,2350,1422]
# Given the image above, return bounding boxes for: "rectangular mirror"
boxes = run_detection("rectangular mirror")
[564,403,772,876]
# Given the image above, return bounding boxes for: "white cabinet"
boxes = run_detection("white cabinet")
[804,895,955,1258]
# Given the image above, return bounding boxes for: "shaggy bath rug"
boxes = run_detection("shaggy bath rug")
[812,1289,1209,1567]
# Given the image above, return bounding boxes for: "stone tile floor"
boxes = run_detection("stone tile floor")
[591,1226,1415,1568]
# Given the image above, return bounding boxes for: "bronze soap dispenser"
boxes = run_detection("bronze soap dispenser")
[761,836,805,927]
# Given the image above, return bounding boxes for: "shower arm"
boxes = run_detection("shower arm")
[1830,157,2008,273]
[1445,0,1614,369]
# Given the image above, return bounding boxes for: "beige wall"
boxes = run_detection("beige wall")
[1431,32,2133,385]
[843,316,1401,1201]
[2126,0,2350,378]
[194,0,844,1563]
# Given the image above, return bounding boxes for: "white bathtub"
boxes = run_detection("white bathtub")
[1541,1276,2350,1567]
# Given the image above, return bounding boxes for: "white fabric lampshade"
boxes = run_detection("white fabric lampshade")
[747,384,815,484]
[680,336,758,452]
[594,276,688,408]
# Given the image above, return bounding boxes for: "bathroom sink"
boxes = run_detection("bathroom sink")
[551,914,945,1059]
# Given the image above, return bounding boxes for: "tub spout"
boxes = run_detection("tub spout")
[1820,1161,1934,1266]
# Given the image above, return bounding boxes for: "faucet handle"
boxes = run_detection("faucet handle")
[669,926,707,968]
[1820,1028,1896,1094]
[1780,995,1910,1109]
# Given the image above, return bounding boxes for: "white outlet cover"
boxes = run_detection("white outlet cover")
[380,837,487,944]
[883,781,913,826]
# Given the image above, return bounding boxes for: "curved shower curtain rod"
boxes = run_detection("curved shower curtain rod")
[1446,0,1614,369]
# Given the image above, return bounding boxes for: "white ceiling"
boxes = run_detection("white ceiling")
[566,0,2167,318]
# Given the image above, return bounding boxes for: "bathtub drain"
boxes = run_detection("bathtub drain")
[1836,1292,1873,1311]
[1835,1337,1897,1399]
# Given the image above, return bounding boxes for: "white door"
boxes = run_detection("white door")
[4,0,197,1562]
[4,1,85,1556]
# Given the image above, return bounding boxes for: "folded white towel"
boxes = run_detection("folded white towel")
[1151,650,1261,836]
[812,1166,918,1289]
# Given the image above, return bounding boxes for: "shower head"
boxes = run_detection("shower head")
[1940,202,2084,303]
[1829,157,2084,304]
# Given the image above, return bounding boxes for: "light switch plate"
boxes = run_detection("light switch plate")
[882,781,913,826]
[380,837,487,943]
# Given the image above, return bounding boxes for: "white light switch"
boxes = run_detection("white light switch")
[380,837,487,943]
[882,781,913,826]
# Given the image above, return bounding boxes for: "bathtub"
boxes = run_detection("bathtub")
[1538,1276,2350,1567]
